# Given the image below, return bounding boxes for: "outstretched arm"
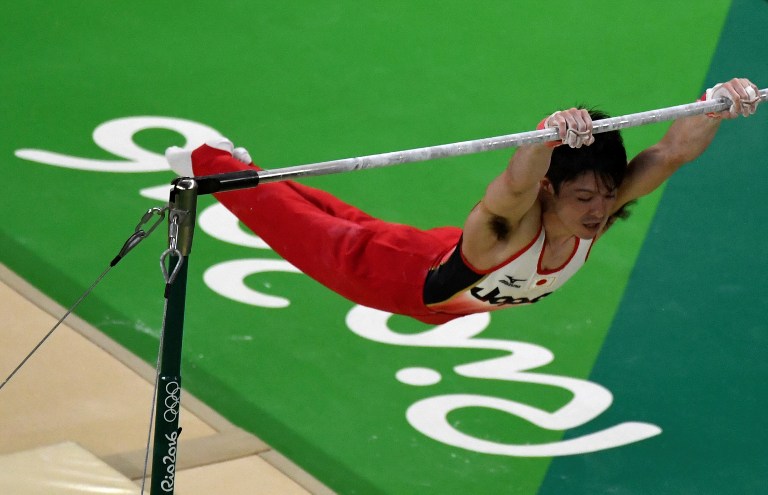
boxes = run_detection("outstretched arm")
[481,108,596,223]
[613,78,761,211]
[462,108,594,268]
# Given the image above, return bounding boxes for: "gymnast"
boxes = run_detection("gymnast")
[166,78,761,324]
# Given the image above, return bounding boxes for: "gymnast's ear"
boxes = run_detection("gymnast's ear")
[540,178,555,195]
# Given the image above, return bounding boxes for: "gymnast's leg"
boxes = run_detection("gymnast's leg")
[167,139,461,321]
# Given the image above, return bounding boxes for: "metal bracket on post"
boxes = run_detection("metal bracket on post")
[150,177,198,495]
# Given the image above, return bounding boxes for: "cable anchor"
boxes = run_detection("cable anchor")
[160,209,187,288]
[111,206,169,267]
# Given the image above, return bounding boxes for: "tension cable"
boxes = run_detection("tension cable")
[0,206,169,392]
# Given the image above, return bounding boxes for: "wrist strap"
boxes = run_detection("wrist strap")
[699,91,722,119]
[537,117,562,147]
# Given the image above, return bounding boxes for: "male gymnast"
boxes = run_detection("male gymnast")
[166,78,761,324]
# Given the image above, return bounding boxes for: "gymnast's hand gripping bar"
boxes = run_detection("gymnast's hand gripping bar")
[193,89,767,195]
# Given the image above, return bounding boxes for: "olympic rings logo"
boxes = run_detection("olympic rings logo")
[163,381,181,423]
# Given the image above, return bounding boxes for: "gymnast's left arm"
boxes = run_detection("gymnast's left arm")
[612,77,761,212]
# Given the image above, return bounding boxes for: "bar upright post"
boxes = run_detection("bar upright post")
[150,178,198,494]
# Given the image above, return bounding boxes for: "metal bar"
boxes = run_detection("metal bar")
[194,89,767,195]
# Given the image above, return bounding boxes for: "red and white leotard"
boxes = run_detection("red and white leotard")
[423,228,593,315]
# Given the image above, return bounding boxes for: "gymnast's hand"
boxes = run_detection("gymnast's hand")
[702,78,760,119]
[538,108,595,148]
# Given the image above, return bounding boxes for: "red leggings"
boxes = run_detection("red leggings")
[190,144,462,324]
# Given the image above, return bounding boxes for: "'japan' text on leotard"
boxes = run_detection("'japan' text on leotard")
[423,227,594,315]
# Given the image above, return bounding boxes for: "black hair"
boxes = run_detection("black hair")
[545,109,628,194]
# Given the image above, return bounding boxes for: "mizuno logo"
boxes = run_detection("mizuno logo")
[499,275,526,288]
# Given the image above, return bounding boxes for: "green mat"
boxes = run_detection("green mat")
[2,1,765,493]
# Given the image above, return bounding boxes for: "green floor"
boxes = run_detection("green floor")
[1,1,766,493]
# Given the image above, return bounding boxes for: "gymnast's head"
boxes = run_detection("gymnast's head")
[544,109,628,195]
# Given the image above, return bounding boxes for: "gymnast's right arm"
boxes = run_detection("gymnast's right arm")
[460,108,594,268]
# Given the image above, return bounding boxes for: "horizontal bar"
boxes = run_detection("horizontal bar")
[195,88,766,195]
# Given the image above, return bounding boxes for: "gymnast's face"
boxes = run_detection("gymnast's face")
[547,172,618,239]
